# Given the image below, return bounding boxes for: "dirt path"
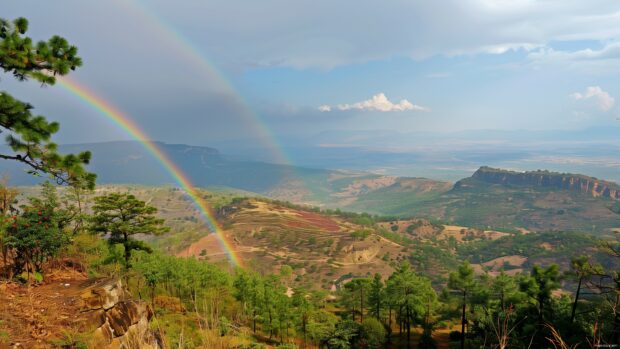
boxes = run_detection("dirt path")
[0,271,89,348]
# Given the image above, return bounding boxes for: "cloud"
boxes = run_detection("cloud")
[529,43,620,63]
[319,93,429,112]
[571,86,615,112]
[142,0,620,69]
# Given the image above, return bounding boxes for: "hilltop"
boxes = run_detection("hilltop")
[461,166,620,200]
[178,198,405,290]
[337,167,620,233]
[4,143,620,233]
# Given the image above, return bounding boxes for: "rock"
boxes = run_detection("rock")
[90,322,114,347]
[106,301,143,337]
[79,278,126,311]
[457,166,620,200]
[76,278,163,349]
[80,309,107,331]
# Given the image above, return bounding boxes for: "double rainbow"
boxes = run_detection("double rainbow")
[59,77,243,268]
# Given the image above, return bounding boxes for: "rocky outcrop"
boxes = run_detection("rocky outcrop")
[77,278,164,349]
[457,166,620,200]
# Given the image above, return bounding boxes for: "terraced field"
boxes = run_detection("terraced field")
[178,199,406,289]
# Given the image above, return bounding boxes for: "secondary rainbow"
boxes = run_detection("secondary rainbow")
[123,0,293,166]
[58,77,243,268]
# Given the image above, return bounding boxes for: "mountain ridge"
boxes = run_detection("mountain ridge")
[456,166,620,201]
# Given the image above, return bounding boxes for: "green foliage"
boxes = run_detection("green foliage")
[386,263,437,334]
[326,320,360,349]
[350,230,371,240]
[306,310,338,345]
[90,193,168,268]
[367,274,383,320]
[520,264,561,323]
[4,182,72,275]
[360,317,386,349]
[0,17,95,188]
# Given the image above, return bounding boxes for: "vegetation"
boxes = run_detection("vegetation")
[0,17,95,188]
[3,14,620,349]
[90,192,168,268]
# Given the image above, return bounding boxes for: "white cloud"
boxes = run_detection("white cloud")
[571,86,615,112]
[148,0,620,69]
[319,93,429,112]
[529,43,620,63]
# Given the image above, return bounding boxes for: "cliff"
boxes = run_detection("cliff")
[0,277,163,349]
[79,278,164,349]
[455,166,620,200]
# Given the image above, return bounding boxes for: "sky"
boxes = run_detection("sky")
[3,0,620,150]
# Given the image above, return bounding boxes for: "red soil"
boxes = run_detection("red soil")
[293,211,341,232]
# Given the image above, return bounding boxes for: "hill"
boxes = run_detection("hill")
[177,198,406,290]
[73,186,617,288]
[0,141,450,208]
[462,166,620,200]
[338,167,620,233]
[4,142,620,233]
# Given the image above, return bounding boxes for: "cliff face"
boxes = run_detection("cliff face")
[79,278,164,349]
[0,276,163,349]
[457,166,620,200]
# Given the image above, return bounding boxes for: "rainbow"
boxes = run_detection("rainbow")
[58,77,243,268]
[122,0,292,166]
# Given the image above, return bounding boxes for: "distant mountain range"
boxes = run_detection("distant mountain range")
[0,141,328,193]
[370,167,620,233]
[2,141,619,233]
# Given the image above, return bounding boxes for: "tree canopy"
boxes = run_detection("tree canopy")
[90,193,168,268]
[0,17,95,188]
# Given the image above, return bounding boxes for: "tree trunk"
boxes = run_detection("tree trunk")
[302,315,307,349]
[570,276,583,324]
[123,233,131,269]
[613,293,620,344]
[360,286,364,323]
[461,291,466,349]
[151,285,156,309]
[269,310,273,339]
[406,305,411,349]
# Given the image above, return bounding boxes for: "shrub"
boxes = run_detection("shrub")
[360,317,386,349]
[5,204,69,275]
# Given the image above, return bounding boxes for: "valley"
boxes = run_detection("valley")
[5,142,620,234]
[3,5,620,347]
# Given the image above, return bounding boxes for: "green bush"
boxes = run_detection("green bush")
[360,317,386,349]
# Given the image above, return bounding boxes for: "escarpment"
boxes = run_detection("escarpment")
[78,278,164,349]
[455,166,620,200]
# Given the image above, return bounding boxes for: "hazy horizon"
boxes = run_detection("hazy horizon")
[3,1,620,153]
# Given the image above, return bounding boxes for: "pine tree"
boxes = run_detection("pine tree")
[567,256,601,324]
[448,261,477,349]
[368,273,384,321]
[0,17,95,188]
[387,263,437,349]
[342,278,371,322]
[90,193,168,268]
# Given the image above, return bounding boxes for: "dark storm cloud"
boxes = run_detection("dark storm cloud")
[2,0,257,145]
